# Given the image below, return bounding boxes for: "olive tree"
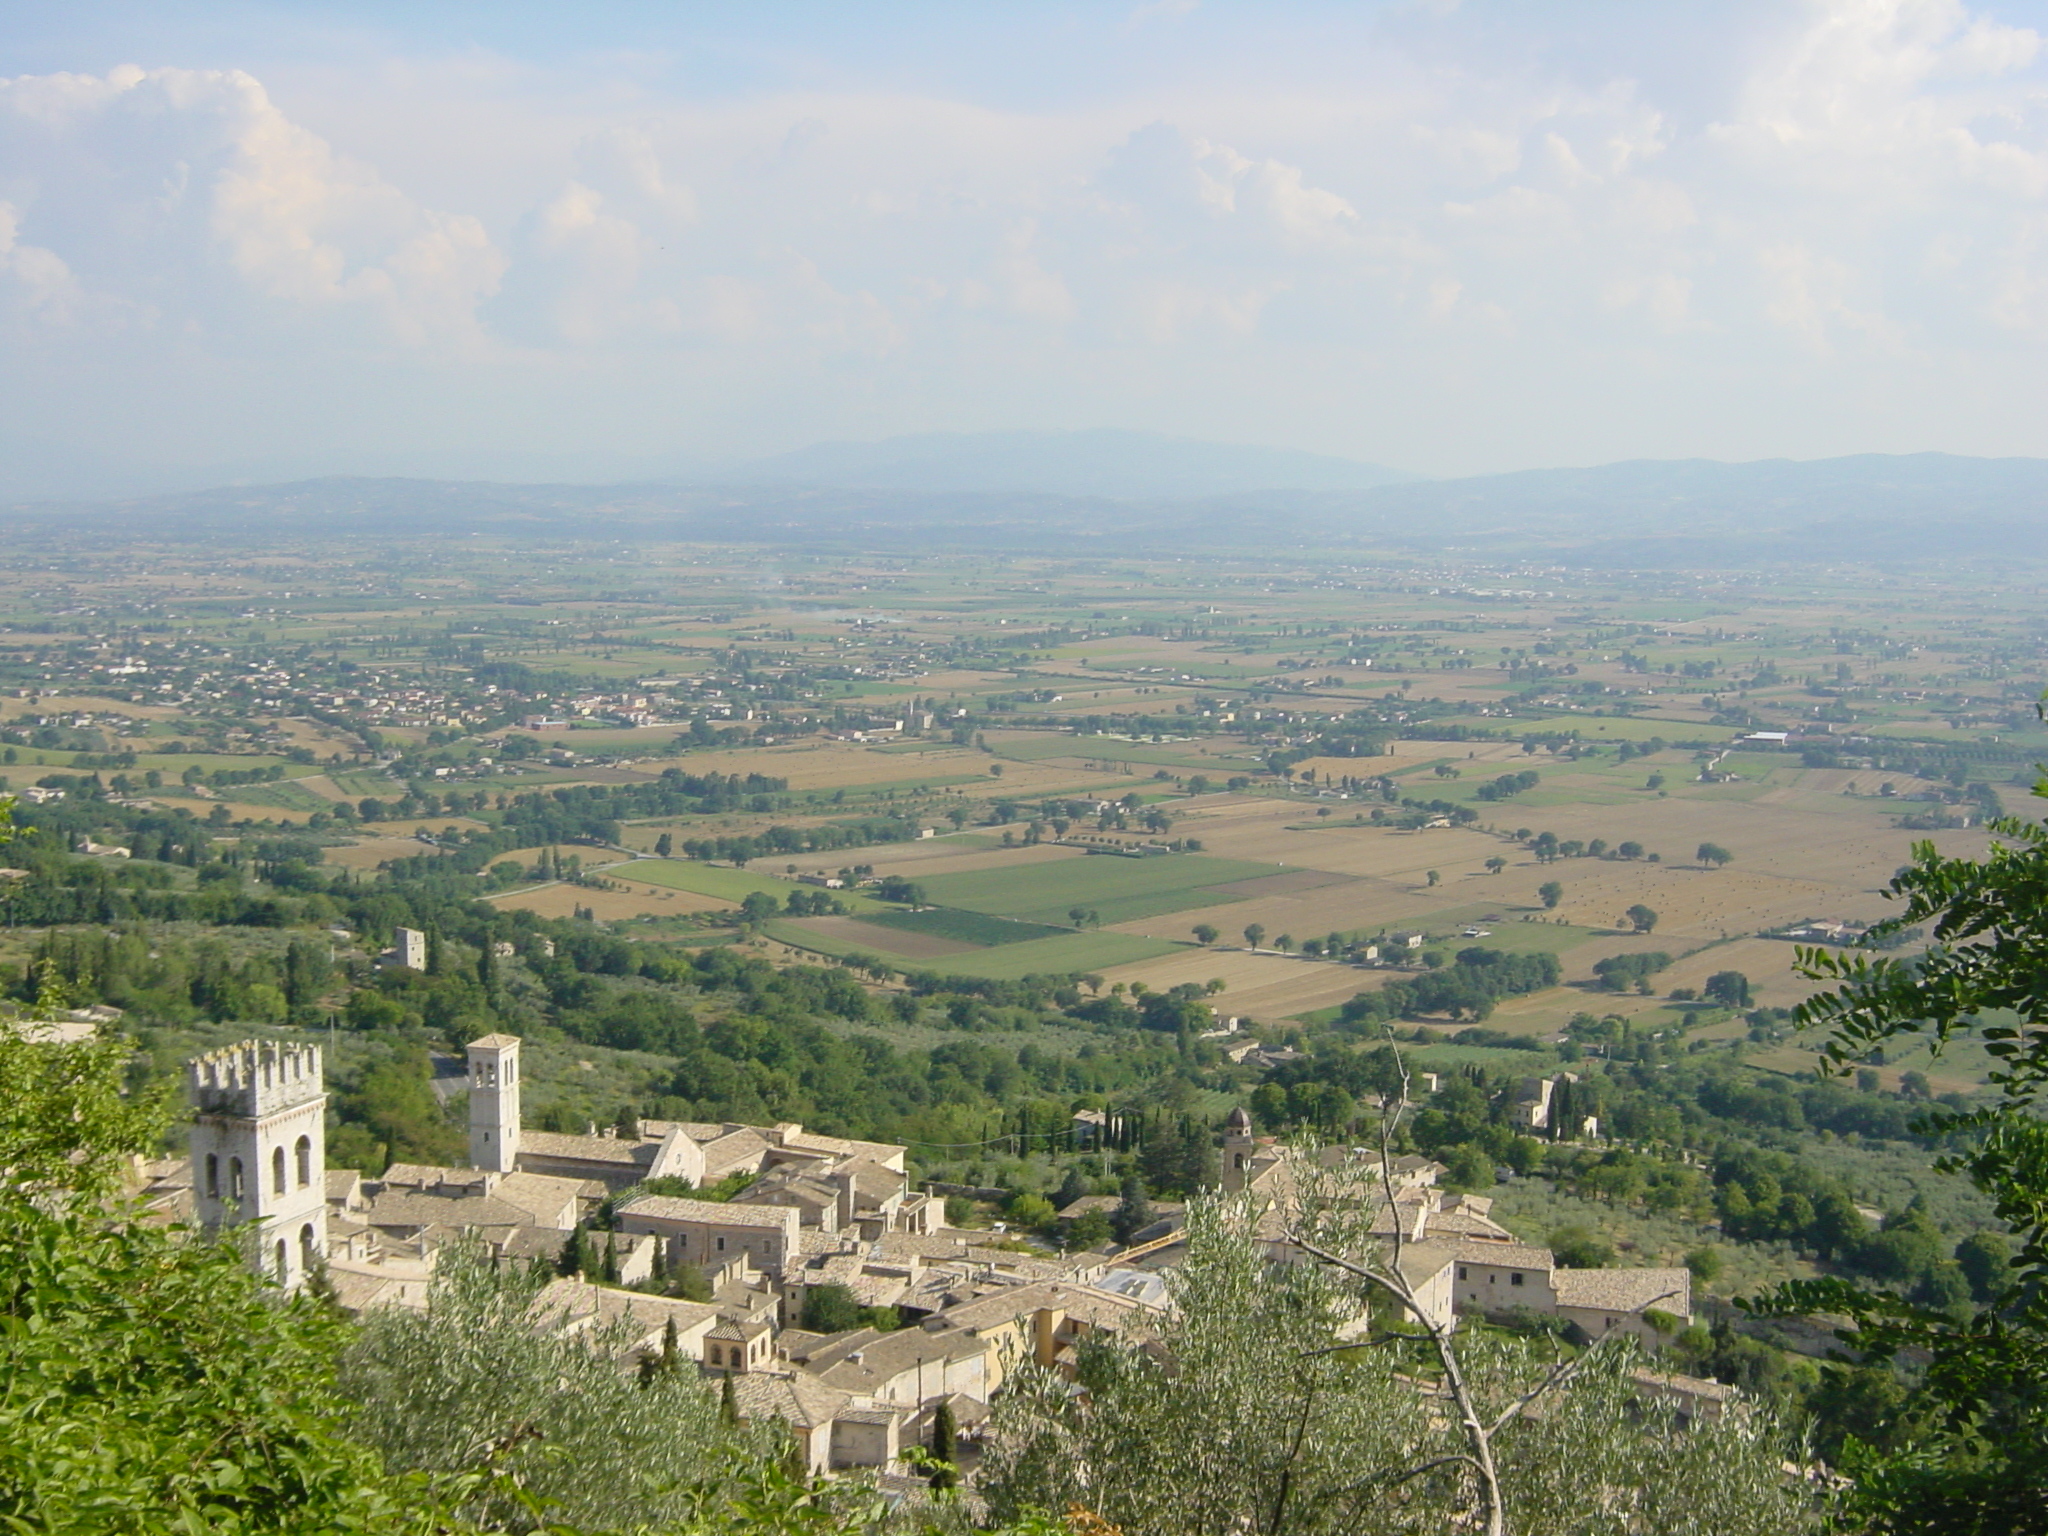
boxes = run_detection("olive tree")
[338,1244,768,1531]
[979,1188,1812,1536]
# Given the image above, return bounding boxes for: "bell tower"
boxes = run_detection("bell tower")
[1221,1104,1256,1192]
[468,1033,523,1172]
[188,1040,328,1289]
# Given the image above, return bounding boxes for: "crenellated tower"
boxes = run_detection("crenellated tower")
[187,1040,328,1288]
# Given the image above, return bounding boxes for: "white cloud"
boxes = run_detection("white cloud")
[6,1,2048,479]
[0,200,87,321]
[0,65,504,345]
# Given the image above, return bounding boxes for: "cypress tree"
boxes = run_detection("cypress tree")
[601,1234,620,1284]
[719,1371,739,1426]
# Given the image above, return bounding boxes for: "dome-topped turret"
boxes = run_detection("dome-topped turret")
[1224,1104,1253,1133]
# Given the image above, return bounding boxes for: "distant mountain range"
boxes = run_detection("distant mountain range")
[5,436,2046,567]
[721,429,1414,499]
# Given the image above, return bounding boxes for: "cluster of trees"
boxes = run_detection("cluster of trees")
[675,815,919,866]
[1336,947,1561,1026]
[1712,1149,1996,1308]
[736,887,849,921]
[1474,769,1540,801]
[1526,829,1654,863]
[1592,950,1671,991]
[21,928,335,1026]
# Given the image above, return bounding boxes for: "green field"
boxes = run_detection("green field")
[863,907,1069,946]
[913,852,1287,926]
[764,919,1175,979]
[906,930,1178,980]
[213,780,336,812]
[621,858,888,911]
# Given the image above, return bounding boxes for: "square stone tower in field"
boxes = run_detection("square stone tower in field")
[187,1040,328,1289]
[467,1032,523,1173]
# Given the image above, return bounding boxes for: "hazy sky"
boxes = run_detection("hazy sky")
[6,0,2048,492]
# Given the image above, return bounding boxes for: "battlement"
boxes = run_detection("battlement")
[188,1040,325,1118]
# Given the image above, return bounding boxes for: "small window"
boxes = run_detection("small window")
[229,1157,245,1202]
[1457,1266,1468,1280]
[272,1147,287,1196]
[1511,1272,1524,1287]
[205,1153,219,1198]
[717,1236,726,1251]
[296,1135,313,1188]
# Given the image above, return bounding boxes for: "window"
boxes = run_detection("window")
[1511,1272,1524,1287]
[296,1135,313,1188]
[229,1157,244,1202]
[272,1147,287,1196]
[273,1239,288,1281]
[717,1236,726,1251]
[300,1223,317,1268]
[1458,1266,1468,1280]
[205,1153,219,1198]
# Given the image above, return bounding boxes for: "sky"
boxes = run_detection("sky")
[6,0,2048,495]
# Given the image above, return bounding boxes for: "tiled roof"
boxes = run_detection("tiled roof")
[732,1371,849,1431]
[1552,1267,1691,1316]
[1449,1241,1556,1270]
[1631,1368,1737,1402]
[517,1130,657,1167]
[621,1194,798,1229]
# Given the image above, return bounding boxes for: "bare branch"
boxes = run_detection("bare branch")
[1327,1452,1488,1499]
[1285,1027,1508,1536]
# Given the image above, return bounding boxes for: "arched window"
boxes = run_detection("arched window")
[295,1135,313,1188]
[300,1223,318,1270]
[229,1157,244,1202]
[272,1146,286,1196]
[273,1239,288,1282]
[205,1153,219,1198]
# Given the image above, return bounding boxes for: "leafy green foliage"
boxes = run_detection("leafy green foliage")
[980,1195,1814,1536]
[1338,949,1560,1026]
[1751,791,2048,1533]
[0,1026,442,1535]
[338,1245,763,1532]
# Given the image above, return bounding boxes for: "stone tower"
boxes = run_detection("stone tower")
[467,1033,523,1173]
[1221,1104,1256,1192]
[188,1040,328,1289]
